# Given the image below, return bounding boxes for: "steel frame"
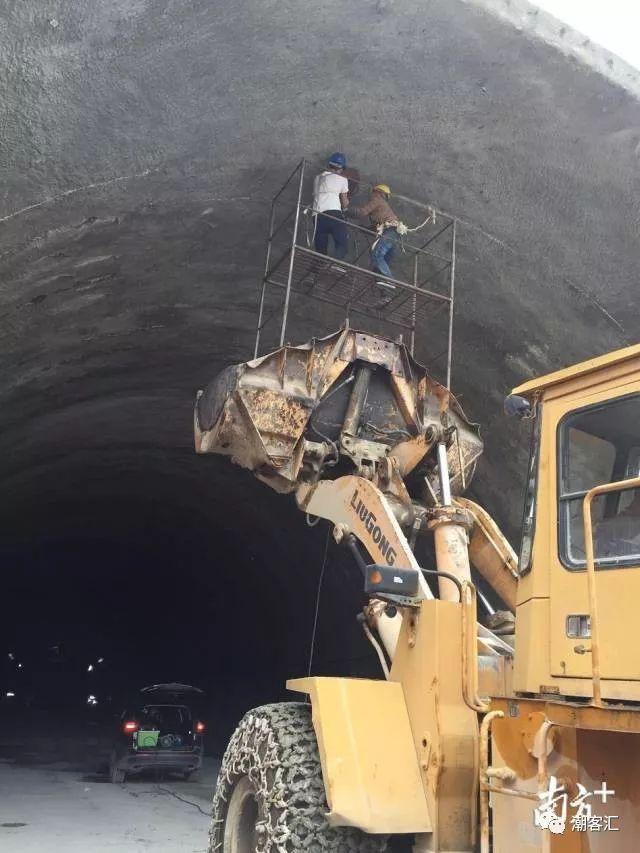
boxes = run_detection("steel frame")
[254,159,458,387]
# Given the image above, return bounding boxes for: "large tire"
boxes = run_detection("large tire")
[209,702,389,853]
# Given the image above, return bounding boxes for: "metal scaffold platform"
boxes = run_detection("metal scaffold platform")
[254,158,458,386]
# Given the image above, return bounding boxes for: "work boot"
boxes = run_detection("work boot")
[374,280,396,309]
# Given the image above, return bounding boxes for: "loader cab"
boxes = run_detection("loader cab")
[509,343,640,704]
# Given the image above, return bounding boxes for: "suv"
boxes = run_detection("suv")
[109,683,205,783]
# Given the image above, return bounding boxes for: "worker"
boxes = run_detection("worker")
[351,183,400,293]
[312,153,349,261]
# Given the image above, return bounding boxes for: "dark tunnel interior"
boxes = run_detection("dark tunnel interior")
[1,414,512,756]
[0,445,400,749]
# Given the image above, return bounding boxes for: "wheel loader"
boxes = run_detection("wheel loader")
[194,325,640,852]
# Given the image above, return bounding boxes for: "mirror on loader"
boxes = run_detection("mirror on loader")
[503,393,534,420]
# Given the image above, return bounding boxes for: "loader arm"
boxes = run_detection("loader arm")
[456,496,518,613]
[194,327,515,660]
[297,473,513,660]
[295,473,513,849]
[196,327,517,850]
[297,475,432,599]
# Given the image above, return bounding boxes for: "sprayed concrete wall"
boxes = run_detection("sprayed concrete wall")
[1,0,639,695]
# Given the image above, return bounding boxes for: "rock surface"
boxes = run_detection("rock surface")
[1,0,638,695]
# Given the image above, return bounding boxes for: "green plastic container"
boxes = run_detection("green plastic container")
[137,729,160,748]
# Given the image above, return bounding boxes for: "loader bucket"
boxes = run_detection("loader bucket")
[195,327,482,496]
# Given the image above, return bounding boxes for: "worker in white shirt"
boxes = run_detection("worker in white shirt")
[312,152,349,260]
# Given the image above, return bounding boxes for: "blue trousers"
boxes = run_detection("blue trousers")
[314,211,348,259]
[371,227,400,278]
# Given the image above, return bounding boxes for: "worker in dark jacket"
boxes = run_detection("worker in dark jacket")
[352,183,400,285]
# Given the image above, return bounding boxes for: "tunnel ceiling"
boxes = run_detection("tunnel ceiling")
[2,0,640,640]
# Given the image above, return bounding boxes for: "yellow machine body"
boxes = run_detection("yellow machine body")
[286,676,432,835]
[197,332,640,851]
[291,342,640,851]
[290,599,484,849]
[512,343,640,700]
[488,697,640,852]
[488,343,640,852]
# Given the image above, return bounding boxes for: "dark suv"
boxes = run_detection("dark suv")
[109,683,205,783]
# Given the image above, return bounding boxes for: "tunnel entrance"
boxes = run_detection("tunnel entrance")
[1,156,492,787]
[0,451,386,756]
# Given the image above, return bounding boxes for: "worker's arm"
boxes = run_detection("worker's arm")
[339,175,349,211]
[351,197,376,218]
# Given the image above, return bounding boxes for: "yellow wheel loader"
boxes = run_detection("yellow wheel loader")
[195,326,640,852]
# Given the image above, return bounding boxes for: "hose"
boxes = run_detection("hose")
[363,421,412,441]
[358,614,391,680]
[404,207,437,233]
[307,423,339,466]
[303,206,318,248]
[308,374,355,465]
[307,528,331,676]
[421,567,464,602]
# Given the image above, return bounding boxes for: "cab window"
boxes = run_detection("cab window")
[558,394,640,569]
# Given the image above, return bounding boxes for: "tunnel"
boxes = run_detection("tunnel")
[2,0,639,762]
[0,445,379,748]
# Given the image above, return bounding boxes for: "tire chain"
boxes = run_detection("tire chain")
[209,702,389,853]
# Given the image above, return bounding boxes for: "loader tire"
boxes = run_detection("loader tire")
[209,702,389,853]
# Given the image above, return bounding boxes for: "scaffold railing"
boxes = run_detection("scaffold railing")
[254,158,458,387]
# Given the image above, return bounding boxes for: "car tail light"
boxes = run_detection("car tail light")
[123,720,139,734]
[195,721,206,733]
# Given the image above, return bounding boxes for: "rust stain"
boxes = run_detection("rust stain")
[491,715,538,781]
[240,387,309,436]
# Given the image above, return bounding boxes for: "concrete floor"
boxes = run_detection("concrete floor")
[0,757,217,852]
[0,716,217,852]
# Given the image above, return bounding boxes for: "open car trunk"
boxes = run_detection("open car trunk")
[135,704,194,751]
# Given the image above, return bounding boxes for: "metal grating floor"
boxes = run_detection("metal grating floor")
[265,245,451,331]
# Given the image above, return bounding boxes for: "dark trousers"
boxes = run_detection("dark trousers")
[314,211,348,259]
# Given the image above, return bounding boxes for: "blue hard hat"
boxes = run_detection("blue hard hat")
[328,152,346,168]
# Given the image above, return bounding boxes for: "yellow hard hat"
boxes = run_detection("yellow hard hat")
[373,183,391,196]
